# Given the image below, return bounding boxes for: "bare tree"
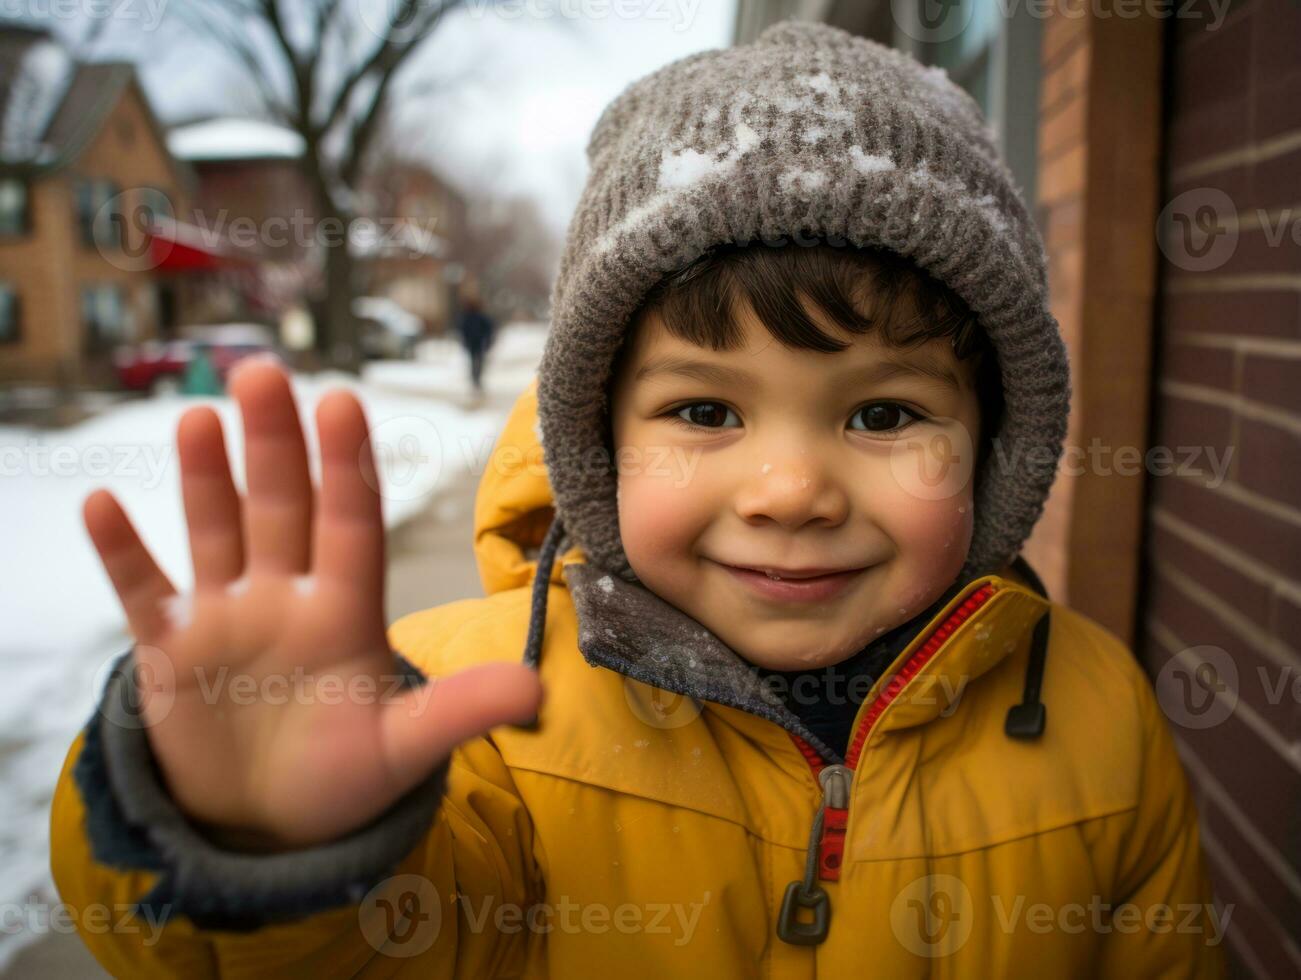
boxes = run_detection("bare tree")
[172,0,490,370]
[457,193,560,323]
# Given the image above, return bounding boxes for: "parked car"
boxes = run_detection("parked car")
[353,297,423,361]
[113,324,280,394]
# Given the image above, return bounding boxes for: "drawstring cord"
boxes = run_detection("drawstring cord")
[523,511,568,669]
[513,512,567,731]
[1004,554,1051,739]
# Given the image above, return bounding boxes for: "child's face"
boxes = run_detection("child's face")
[608,294,984,671]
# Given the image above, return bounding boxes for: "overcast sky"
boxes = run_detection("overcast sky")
[76,1,738,237]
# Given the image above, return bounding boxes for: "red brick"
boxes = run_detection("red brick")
[1041,7,1090,71]
[1241,352,1301,413]
[1219,224,1301,278]
[1159,338,1236,390]
[1039,142,1086,207]
[1040,94,1087,164]
[1040,43,1089,117]
[1151,393,1235,457]
[1044,196,1083,254]
[1167,97,1251,167]
[1147,521,1273,629]
[1248,145,1301,219]
[1168,165,1251,211]
[1202,796,1301,939]
[1198,842,1295,978]
[1172,10,1253,114]
[1142,643,1301,848]
[1250,0,1301,89]
[1173,0,1250,45]
[1253,73,1301,143]
[1150,474,1301,580]
[1236,416,1301,509]
[1270,590,1301,657]
[1161,289,1299,341]
[1146,568,1299,740]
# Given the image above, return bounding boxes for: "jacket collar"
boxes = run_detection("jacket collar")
[563,559,1050,765]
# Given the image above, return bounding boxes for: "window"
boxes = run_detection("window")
[81,284,129,353]
[135,187,173,231]
[0,180,28,236]
[74,179,122,250]
[894,0,1043,226]
[0,284,20,344]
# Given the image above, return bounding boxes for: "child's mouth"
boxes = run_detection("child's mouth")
[711,560,870,603]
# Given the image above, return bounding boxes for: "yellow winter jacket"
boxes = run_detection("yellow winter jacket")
[51,380,1226,978]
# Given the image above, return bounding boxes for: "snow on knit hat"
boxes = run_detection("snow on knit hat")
[536,20,1072,584]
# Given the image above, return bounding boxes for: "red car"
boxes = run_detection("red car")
[114,325,281,394]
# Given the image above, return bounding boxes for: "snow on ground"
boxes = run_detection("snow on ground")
[0,323,546,969]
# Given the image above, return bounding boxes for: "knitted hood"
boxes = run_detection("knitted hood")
[536,20,1071,584]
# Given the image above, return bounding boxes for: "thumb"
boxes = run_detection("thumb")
[380,662,544,793]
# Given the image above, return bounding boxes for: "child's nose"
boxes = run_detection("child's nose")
[732,455,850,530]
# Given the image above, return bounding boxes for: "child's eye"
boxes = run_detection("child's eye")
[848,402,926,434]
[667,401,741,429]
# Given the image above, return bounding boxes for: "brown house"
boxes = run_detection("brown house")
[738,3,1300,976]
[0,24,192,387]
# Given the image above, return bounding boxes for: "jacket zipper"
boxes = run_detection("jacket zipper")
[776,581,1000,946]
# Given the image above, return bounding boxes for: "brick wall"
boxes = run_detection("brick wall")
[1141,0,1301,976]
[0,178,78,383]
[1030,10,1089,602]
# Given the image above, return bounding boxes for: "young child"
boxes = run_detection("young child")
[52,21,1225,977]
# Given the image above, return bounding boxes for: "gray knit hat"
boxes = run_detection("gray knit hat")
[537,20,1071,584]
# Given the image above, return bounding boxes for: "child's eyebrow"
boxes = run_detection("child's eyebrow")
[634,354,962,392]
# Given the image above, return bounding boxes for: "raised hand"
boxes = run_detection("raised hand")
[83,358,542,849]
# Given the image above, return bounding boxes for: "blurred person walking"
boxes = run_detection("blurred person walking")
[454,279,495,394]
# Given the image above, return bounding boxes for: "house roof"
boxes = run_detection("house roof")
[0,27,73,168]
[39,62,136,167]
[167,117,305,163]
[0,31,192,191]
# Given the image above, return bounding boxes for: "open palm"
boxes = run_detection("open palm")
[83,358,542,849]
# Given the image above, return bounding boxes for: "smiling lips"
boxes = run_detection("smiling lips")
[713,559,871,602]
[731,564,859,580]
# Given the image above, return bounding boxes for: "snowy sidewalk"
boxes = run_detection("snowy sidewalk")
[0,323,547,974]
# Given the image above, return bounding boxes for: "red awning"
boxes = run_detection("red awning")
[146,218,258,271]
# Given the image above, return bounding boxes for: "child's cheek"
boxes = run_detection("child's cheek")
[616,467,704,572]
[886,486,976,584]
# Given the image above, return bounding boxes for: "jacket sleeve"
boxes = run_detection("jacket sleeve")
[1095,669,1228,979]
[50,647,545,978]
